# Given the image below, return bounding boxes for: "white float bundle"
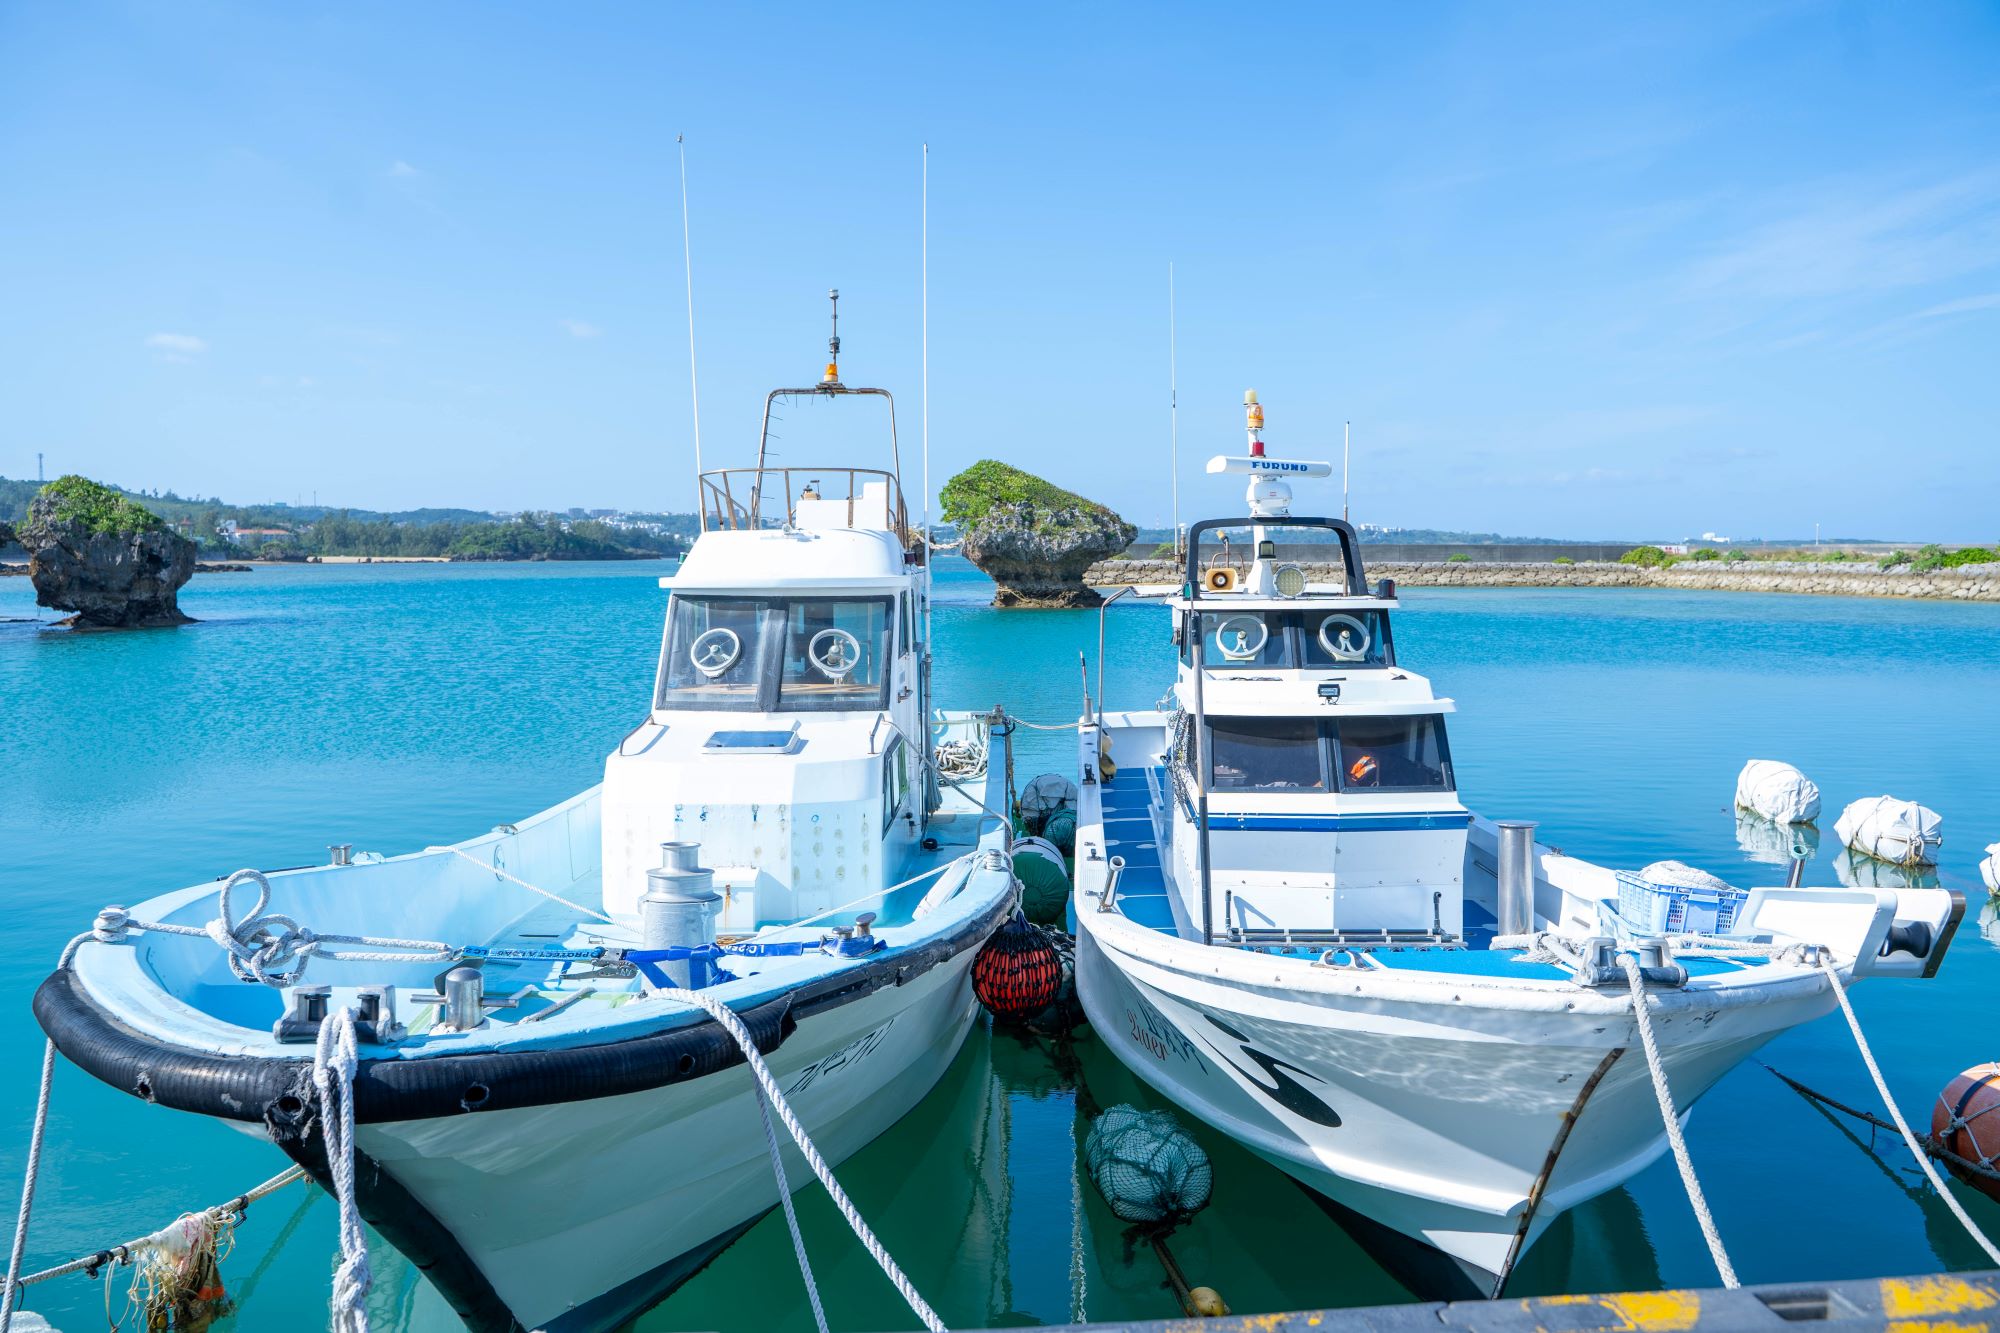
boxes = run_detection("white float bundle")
[1735,760,1821,826]
[1982,843,2000,895]
[1834,796,1944,867]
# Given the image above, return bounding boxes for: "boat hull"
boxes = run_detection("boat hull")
[1074,917,1836,1295]
[355,951,980,1331]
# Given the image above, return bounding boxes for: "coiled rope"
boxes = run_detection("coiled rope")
[1622,953,1739,1288]
[1817,956,2000,1264]
[313,1008,371,1331]
[104,869,460,989]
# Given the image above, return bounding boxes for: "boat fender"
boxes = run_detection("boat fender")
[1018,774,1078,837]
[1013,848,1069,926]
[972,912,1061,1022]
[1835,796,1944,867]
[1932,1064,2000,1202]
[1084,1104,1214,1226]
[1734,759,1822,825]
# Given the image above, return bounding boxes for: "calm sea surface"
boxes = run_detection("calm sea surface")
[3,559,1999,1330]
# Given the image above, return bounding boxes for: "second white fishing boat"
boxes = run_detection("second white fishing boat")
[1069,391,1963,1296]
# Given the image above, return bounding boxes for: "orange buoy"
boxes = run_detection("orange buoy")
[1931,1063,2000,1200]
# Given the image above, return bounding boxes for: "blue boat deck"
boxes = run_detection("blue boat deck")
[1098,767,1180,933]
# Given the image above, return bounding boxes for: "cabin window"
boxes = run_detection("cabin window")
[778,598,892,711]
[1189,612,1293,669]
[1299,609,1390,668]
[1332,716,1452,791]
[655,595,892,713]
[882,739,910,833]
[1207,718,1326,791]
[657,597,780,711]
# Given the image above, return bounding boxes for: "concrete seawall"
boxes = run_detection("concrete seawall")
[1085,559,2000,602]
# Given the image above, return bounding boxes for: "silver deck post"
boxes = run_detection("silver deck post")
[1191,611,1214,947]
[1497,820,1537,936]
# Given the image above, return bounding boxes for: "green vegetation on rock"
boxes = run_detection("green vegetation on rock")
[939,461,1121,534]
[39,475,165,536]
[1445,553,1471,563]
[1619,545,1676,568]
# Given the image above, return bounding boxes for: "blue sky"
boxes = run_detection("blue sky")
[1,3,1996,539]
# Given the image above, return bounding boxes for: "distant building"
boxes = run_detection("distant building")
[229,527,293,545]
[1662,543,1691,555]
[1700,531,1732,544]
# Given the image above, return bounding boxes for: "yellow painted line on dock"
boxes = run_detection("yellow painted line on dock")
[1882,1273,1999,1330]
[1521,1289,1700,1331]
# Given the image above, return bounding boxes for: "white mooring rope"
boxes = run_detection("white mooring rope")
[1817,956,2000,1265]
[755,1084,830,1333]
[658,985,948,1332]
[1623,953,1740,1289]
[443,846,614,924]
[1,932,92,1333]
[313,1008,371,1332]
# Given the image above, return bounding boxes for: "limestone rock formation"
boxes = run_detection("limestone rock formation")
[19,477,197,627]
[941,461,1136,607]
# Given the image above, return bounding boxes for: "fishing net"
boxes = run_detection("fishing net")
[972,913,1062,1021]
[1042,808,1078,856]
[1084,1104,1214,1226]
[1025,926,1084,1036]
[1018,774,1078,835]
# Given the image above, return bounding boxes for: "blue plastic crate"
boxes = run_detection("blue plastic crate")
[1613,871,1746,937]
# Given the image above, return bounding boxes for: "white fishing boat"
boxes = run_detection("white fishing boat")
[32,310,1018,1332]
[1069,392,1964,1297]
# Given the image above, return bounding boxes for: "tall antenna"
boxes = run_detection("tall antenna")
[1343,420,1350,523]
[920,143,932,646]
[676,134,705,507]
[1169,263,1179,556]
[36,452,44,484]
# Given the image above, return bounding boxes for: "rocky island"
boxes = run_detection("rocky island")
[12,476,197,627]
[940,461,1136,607]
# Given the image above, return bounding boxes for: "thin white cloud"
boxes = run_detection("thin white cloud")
[145,332,207,362]
[1681,171,2000,303]
[388,160,421,178]
[559,319,603,339]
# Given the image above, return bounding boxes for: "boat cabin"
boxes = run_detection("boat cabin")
[601,381,937,934]
[1160,516,1469,946]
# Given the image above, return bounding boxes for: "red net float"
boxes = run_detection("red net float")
[972,913,1061,1023]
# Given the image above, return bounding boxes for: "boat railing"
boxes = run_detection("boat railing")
[698,466,914,549]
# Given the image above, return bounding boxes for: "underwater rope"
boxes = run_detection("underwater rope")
[1817,956,2000,1265]
[1623,952,1739,1289]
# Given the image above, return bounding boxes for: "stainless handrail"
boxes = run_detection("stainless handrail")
[1094,584,1132,727]
[698,465,912,548]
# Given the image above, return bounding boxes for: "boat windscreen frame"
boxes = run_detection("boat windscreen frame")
[1183,515,1369,598]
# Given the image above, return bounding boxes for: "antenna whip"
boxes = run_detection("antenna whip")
[677,134,705,511]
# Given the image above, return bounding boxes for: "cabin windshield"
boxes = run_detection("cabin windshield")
[1205,714,1452,793]
[1188,609,1391,669]
[658,595,894,712]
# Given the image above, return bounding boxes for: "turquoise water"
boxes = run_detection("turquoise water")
[3,560,2000,1330]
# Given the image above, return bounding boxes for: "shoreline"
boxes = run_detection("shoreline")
[1085,558,2000,602]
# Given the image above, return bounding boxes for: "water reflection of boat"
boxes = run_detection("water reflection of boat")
[1734,810,1821,865]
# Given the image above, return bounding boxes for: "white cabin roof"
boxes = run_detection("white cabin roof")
[665,526,913,594]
